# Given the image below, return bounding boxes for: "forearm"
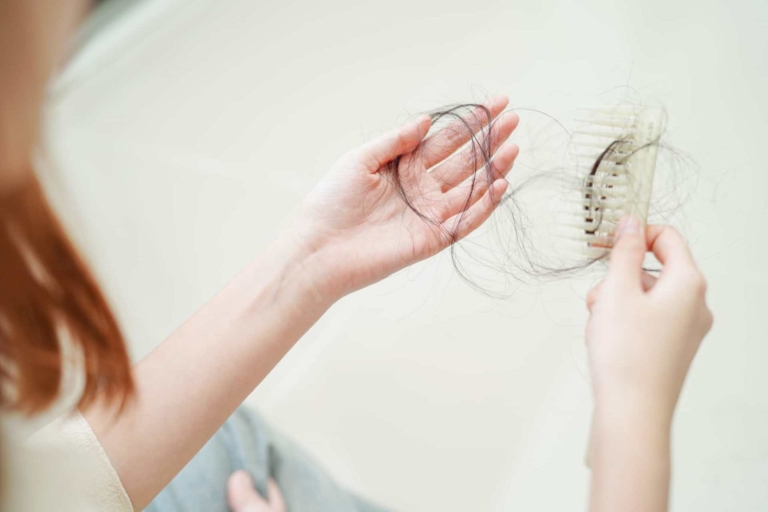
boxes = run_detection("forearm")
[83,231,338,510]
[589,398,672,512]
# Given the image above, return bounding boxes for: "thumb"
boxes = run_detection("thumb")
[227,471,285,512]
[358,115,432,172]
[607,215,646,291]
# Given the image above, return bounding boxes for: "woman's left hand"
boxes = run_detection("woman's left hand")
[287,95,519,299]
[86,97,518,509]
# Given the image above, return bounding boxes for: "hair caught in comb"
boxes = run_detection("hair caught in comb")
[383,102,672,297]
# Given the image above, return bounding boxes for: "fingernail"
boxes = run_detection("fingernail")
[617,215,640,236]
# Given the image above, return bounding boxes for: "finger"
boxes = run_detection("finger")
[358,115,432,172]
[701,305,714,335]
[606,215,646,291]
[227,471,270,512]
[587,271,657,312]
[490,140,521,181]
[645,225,706,297]
[266,479,286,512]
[444,179,507,241]
[439,176,493,221]
[586,279,605,312]
[645,225,698,272]
[420,95,509,170]
[431,111,519,192]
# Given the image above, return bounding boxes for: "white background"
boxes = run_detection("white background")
[46,0,767,510]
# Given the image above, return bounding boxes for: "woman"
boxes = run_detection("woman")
[0,1,712,511]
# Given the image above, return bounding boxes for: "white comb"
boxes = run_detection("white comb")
[560,105,664,260]
[571,106,665,468]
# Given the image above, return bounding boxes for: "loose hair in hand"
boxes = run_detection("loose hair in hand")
[383,101,677,297]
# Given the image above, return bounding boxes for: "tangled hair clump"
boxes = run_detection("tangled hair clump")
[383,101,685,298]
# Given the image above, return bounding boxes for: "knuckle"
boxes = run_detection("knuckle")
[661,225,681,237]
[586,286,600,309]
[610,240,644,264]
[688,271,708,295]
[659,225,683,242]
[705,310,714,331]
[615,233,644,251]
[676,268,704,292]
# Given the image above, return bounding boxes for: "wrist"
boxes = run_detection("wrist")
[240,229,344,313]
[590,393,672,512]
[593,375,681,427]
[278,220,360,301]
[594,392,675,436]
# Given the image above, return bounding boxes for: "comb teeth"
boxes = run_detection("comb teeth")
[559,231,615,246]
[583,175,627,186]
[565,197,626,209]
[571,149,631,162]
[572,138,631,150]
[563,209,625,223]
[580,186,628,198]
[572,161,628,174]
[577,105,645,114]
[558,240,611,260]
[559,105,664,258]
[573,116,635,129]
[572,127,627,139]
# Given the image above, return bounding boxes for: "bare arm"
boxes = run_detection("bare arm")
[586,219,713,512]
[590,398,672,512]
[83,230,335,509]
[2,2,308,503]
[0,4,520,506]
[84,99,519,509]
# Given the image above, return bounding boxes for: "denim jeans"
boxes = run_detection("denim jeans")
[145,407,389,512]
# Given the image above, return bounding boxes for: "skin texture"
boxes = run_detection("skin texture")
[0,1,522,509]
[227,472,286,512]
[84,98,519,509]
[292,98,518,298]
[586,217,713,512]
[2,2,714,511]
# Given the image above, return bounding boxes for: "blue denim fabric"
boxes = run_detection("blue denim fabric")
[144,407,389,512]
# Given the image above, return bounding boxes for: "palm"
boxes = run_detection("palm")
[294,97,519,295]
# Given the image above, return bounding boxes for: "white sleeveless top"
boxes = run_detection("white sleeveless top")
[1,412,132,512]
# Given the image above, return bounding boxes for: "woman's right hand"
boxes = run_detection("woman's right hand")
[586,217,713,512]
[586,217,713,425]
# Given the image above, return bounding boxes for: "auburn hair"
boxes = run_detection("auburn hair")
[0,172,133,414]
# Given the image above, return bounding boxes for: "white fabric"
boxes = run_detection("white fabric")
[1,411,133,512]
